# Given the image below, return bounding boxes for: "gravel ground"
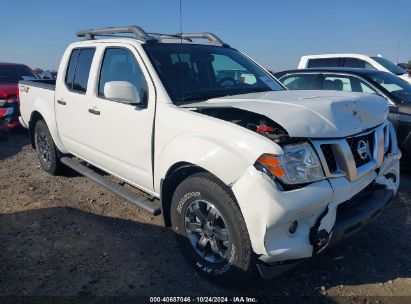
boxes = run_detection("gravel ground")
[1,128,411,303]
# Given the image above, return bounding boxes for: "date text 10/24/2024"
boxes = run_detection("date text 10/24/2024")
[149,297,258,303]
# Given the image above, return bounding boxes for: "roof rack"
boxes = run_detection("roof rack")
[149,33,193,42]
[76,25,158,42]
[180,33,230,47]
[76,26,230,47]
[151,32,229,47]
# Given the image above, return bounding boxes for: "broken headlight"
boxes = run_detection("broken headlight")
[255,142,325,185]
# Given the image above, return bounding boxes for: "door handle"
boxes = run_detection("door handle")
[88,108,100,115]
[57,100,66,105]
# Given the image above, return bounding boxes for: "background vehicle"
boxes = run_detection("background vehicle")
[0,63,38,129]
[298,54,410,83]
[275,68,411,161]
[39,70,58,80]
[18,26,401,284]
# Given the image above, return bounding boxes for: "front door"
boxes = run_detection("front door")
[83,44,156,193]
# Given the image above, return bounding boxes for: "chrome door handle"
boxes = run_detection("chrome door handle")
[88,108,100,115]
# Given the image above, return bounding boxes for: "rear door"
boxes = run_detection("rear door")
[55,47,96,156]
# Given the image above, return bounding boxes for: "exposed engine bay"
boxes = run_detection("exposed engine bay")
[193,107,289,144]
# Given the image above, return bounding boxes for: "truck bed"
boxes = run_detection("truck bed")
[19,79,56,91]
[18,79,56,129]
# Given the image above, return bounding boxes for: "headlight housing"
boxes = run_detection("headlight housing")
[255,142,325,185]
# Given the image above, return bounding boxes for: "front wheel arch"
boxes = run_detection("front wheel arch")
[160,162,206,227]
[170,171,256,284]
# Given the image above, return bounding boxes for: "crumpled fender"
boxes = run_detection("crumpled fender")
[154,132,282,193]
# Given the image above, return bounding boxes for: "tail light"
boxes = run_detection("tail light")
[0,95,18,117]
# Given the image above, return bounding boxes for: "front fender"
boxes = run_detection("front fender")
[154,133,282,192]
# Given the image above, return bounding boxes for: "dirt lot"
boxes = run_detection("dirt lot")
[1,129,411,302]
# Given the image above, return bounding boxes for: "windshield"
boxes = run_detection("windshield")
[368,72,411,103]
[0,65,38,84]
[143,43,283,105]
[371,57,407,75]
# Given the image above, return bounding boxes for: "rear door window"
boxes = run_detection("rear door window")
[307,58,342,68]
[65,49,80,88]
[65,48,95,93]
[322,74,376,93]
[280,74,319,90]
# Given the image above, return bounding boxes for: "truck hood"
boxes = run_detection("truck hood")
[181,90,389,138]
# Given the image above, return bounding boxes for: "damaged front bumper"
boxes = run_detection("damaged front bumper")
[232,148,401,278]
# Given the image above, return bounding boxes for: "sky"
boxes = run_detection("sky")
[1,0,410,72]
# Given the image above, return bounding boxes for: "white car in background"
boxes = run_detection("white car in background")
[298,54,410,83]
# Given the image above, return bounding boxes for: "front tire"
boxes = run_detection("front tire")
[34,120,61,175]
[170,172,255,285]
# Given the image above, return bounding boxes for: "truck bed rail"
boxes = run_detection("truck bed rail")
[19,79,56,91]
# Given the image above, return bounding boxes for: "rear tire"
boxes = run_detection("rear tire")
[170,172,256,285]
[34,120,61,175]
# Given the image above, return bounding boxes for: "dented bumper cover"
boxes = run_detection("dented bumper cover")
[232,147,401,265]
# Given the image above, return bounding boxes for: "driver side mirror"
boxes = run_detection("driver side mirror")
[103,81,143,105]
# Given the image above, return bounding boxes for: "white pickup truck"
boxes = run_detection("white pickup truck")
[298,53,411,83]
[19,26,401,285]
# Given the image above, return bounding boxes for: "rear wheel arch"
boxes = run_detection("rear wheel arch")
[29,111,45,148]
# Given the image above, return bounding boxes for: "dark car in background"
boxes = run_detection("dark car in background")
[0,63,38,129]
[274,68,411,161]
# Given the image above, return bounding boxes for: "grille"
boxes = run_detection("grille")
[346,132,374,167]
[312,123,389,181]
[320,144,337,173]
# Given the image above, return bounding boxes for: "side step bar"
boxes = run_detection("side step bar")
[61,157,161,216]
